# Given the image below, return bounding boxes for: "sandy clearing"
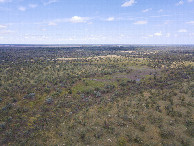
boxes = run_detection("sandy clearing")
[120,51,134,53]
[57,55,122,61]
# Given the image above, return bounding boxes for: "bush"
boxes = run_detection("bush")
[160,128,175,139]
[45,97,53,104]
[94,91,101,98]
[24,93,35,99]
[186,126,194,137]
[0,122,6,131]
[117,137,127,146]
[134,135,143,144]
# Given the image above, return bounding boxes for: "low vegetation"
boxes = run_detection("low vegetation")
[0,45,193,145]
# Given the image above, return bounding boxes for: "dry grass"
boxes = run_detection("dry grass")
[57,55,122,61]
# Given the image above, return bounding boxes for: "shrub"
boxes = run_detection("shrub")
[0,122,6,131]
[134,135,143,144]
[186,126,194,137]
[24,93,35,99]
[45,97,53,104]
[160,128,175,139]
[94,91,101,98]
[117,137,127,146]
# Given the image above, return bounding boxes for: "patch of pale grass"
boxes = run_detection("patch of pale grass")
[57,55,122,61]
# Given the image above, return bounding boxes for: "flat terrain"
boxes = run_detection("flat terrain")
[0,45,193,145]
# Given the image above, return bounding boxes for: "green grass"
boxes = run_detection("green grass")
[71,79,106,94]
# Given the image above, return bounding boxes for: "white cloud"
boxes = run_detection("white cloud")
[178,29,187,32]
[0,29,14,34]
[148,35,154,37]
[0,25,7,29]
[29,4,38,8]
[166,33,171,37]
[106,17,115,21]
[0,0,12,3]
[142,8,152,13]
[48,22,57,26]
[121,0,136,7]
[150,14,171,18]
[147,32,164,37]
[154,32,162,36]
[0,24,13,35]
[23,34,48,40]
[158,9,163,13]
[188,0,193,2]
[134,20,147,25]
[45,16,91,26]
[70,16,90,23]
[18,6,26,11]
[43,0,58,6]
[41,28,47,31]
[186,21,194,24]
[176,1,184,6]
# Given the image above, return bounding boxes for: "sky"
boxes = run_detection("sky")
[0,0,194,44]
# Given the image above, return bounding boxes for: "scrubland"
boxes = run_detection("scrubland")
[0,46,193,145]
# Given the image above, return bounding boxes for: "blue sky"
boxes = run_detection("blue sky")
[0,0,194,44]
